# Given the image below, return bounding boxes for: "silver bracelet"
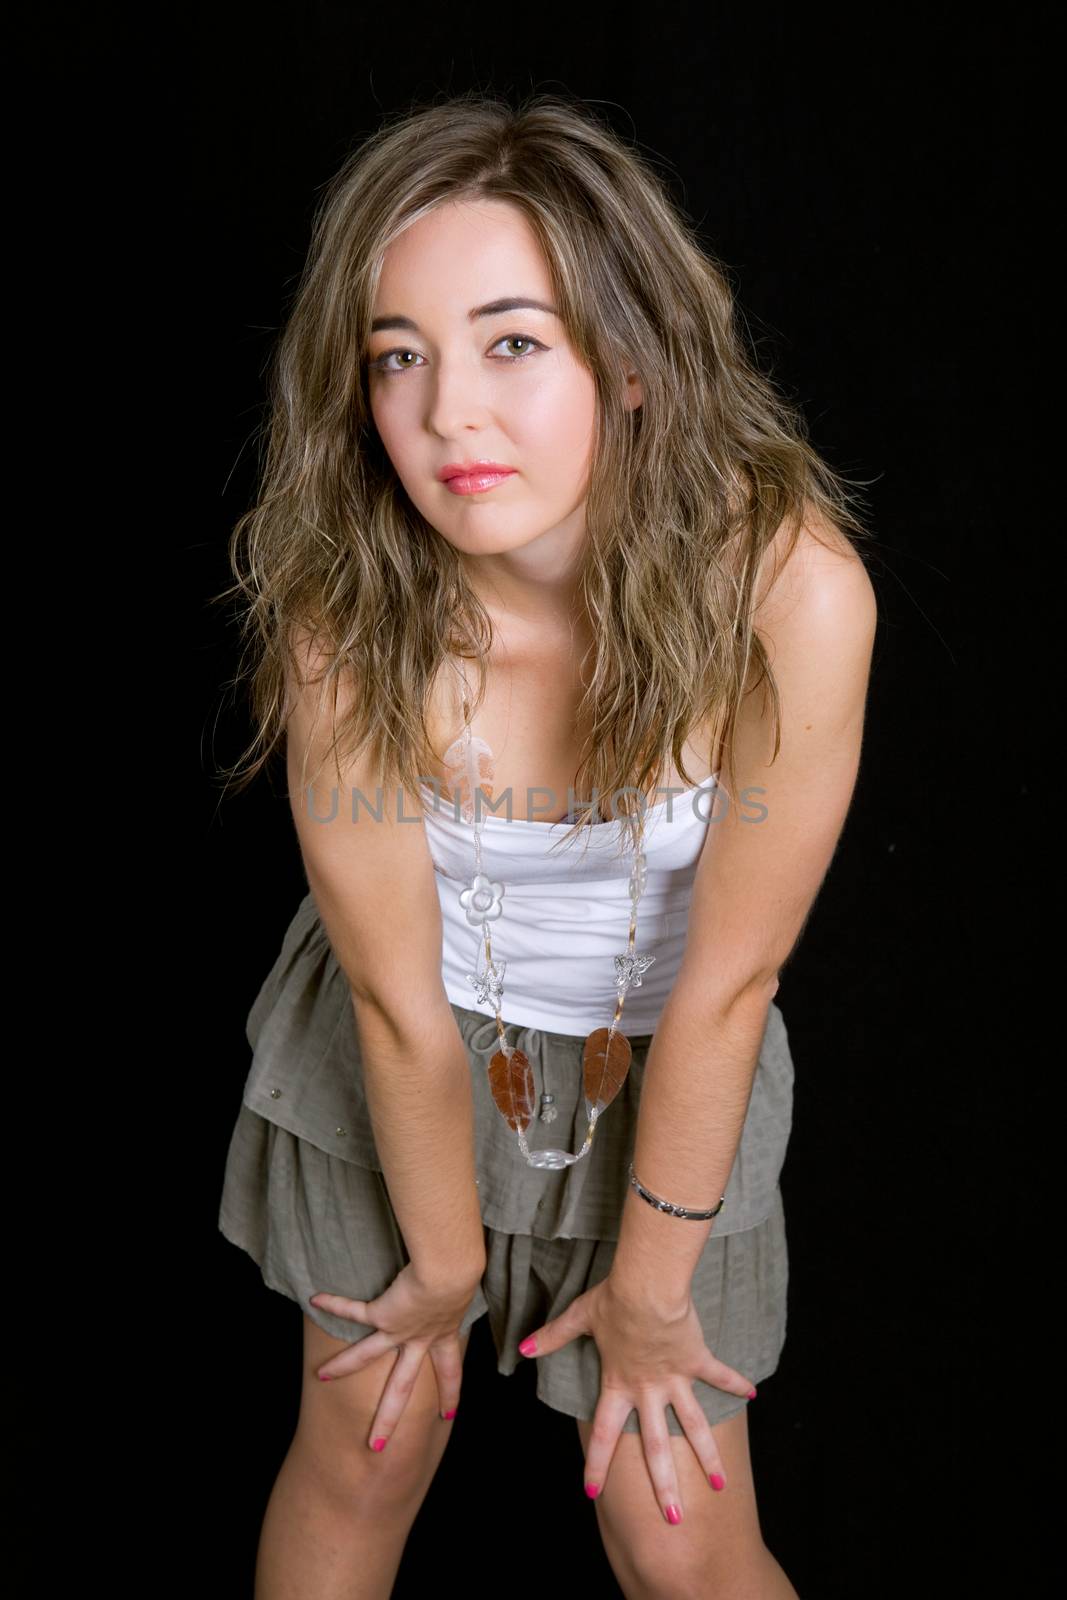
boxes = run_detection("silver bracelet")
[627,1161,725,1221]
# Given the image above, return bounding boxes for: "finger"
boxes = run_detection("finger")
[316,1329,400,1382]
[698,1348,757,1403]
[517,1294,588,1359]
[638,1396,686,1524]
[670,1384,729,1493]
[580,1389,633,1501]
[427,1338,465,1421]
[308,1291,374,1326]
[366,1342,428,1451]
[308,1292,387,1381]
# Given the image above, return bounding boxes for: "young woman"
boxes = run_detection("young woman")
[216,92,877,1600]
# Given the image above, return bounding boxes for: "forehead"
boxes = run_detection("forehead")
[374,198,552,305]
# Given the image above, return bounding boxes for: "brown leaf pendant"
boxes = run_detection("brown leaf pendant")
[583,1028,633,1115]
[488,1047,536,1134]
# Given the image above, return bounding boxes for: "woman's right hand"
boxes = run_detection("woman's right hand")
[308,1257,485,1443]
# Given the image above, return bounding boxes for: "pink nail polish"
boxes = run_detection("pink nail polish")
[317,1374,332,1383]
[709,1472,726,1491]
[585,1483,600,1499]
[372,1437,388,1452]
[747,1388,757,1399]
[443,1409,457,1420]
[665,1504,682,1525]
[518,1336,537,1356]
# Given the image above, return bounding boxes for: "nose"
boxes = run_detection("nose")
[425,356,497,437]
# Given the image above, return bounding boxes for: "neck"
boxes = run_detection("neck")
[458,544,592,644]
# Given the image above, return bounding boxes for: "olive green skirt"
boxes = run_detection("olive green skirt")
[219,892,792,1434]
[219,1060,789,1437]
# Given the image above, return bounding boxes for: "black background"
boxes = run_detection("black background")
[120,6,1042,1594]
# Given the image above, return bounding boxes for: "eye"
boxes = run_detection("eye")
[367,333,547,376]
[369,348,424,374]
[490,334,547,361]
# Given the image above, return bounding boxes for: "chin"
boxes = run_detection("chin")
[441,521,543,555]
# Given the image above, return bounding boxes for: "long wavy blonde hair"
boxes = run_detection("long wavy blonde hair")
[212,89,874,859]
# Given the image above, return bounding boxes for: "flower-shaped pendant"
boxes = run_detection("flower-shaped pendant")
[459,872,505,927]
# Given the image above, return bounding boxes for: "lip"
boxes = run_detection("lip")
[438,460,517,496]
[437,459,516,482]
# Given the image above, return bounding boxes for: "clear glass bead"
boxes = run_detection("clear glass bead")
[538,1093,558,1124]
[526,1148,572,1170]
[458,872,505,926]
[628,850,648,906]
[614,951,656,990]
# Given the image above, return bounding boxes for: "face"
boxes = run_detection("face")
[365,197,641,623]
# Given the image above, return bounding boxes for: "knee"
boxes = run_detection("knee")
[623,1545,704,1600]
[613,1527,774,1600]
[293,1317,459,1516]
[291,1402,446,1518]
[294,1367,448,1515]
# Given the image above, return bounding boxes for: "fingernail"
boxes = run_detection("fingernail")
[518,1336,537,1356]
[442,1409,457,1420]
[585,1483,600,1499]
[709,1472,726,1491]
[317,1373,332,1383]
[372,1437,388,1452]
[747,1388,758,1399]
[665,1504,682,1525]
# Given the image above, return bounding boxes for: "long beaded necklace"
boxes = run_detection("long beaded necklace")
[438,658,656,1170]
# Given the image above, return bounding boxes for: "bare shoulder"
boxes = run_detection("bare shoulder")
[753,504,877,660]
[281,620,450,1023]
[283,618,379,786]
[284,618,356,710]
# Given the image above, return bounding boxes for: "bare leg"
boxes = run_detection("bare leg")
[255,1316,472,1599]
[577,1411,799,1600]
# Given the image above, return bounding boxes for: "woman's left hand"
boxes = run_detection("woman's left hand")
[516,1275,757,1522]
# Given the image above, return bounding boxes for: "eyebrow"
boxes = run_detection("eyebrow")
[370,296,559,335]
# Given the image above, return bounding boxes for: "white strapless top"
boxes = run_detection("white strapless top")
[419,773,722,1034]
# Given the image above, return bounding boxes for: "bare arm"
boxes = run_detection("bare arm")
[611,516,878,1306]
[285,631,486,1286]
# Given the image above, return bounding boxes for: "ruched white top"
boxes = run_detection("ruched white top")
[419,773,722,1035]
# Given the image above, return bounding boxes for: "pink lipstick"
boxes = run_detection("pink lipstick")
[437,460,517,496]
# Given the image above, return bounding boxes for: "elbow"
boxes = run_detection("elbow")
[349,980,457,1056]
[734,969,781,1011]
[673,964,780,1023]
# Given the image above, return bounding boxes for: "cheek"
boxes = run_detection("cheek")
[368,392,421,482]
[516,373,597,478]
[368,388,401,449]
